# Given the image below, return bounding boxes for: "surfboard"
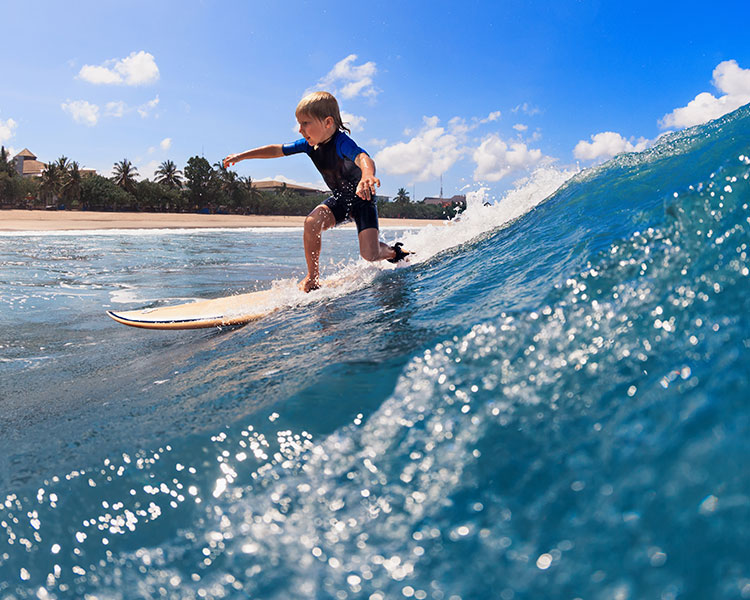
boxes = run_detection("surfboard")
[108,253,412,331]
[107,287,279,330]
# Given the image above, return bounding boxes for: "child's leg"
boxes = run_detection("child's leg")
[300,205,336,292]
[358,227,397,262]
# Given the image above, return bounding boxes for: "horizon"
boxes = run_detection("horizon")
[2,0,749,201]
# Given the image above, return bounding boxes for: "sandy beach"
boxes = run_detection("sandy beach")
[0,210,445,232]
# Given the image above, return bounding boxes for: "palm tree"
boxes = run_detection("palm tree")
[395,187,410,203]
[61,161,82,208]
[53,156,74,208]
[215,162,235,187]
[55,156,71,174]
[231,175,262,214]
[39,163,61,207]
[213,163,243,211]
[0,146,14,176]
[241,175,261,209]
[111,159,139,194]
[154,160,183,189]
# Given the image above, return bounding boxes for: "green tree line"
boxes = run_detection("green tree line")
[0,148,463,219]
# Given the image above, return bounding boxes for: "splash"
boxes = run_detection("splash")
[393,167,576,266]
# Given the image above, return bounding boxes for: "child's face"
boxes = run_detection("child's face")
[297,114,335,147]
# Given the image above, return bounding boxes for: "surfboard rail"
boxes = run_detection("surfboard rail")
[106,309,264,330]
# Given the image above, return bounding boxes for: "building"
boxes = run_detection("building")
[13,148,97,178]
[251,180,325,196]
[14,148,46,177]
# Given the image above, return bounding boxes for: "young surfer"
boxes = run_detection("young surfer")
[223,91,410,292]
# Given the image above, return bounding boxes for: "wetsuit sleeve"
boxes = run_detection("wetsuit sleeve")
[335,133,368,161]
[282,139,312,156]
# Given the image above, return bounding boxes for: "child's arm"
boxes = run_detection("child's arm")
[223,144,284,169]
[354,153,381,201]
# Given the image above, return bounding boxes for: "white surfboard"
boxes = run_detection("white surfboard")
[106,274,360,330]
[107,287,282,330]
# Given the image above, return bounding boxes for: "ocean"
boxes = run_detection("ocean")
[1,104,749,599]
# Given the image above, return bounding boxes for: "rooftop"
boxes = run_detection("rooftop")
[14,148,37,159]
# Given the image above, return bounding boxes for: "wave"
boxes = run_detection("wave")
[1,104,749,599]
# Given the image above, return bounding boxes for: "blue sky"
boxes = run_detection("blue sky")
[2,0,750,200]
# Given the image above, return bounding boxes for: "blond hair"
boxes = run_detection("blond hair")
[295,91,351,134]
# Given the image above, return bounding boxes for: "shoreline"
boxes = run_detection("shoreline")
[0,209,445,232]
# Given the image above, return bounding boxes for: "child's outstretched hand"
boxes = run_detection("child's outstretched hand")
[357,175,381,201]
[223,154,240,169]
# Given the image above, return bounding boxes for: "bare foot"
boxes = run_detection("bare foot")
[299,274,320,293]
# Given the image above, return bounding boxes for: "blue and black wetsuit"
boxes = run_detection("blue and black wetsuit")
[282,130,379,232]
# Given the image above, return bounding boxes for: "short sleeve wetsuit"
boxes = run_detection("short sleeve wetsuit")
[282,130,379,233]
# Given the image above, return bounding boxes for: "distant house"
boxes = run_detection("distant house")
[422,194,466,207]
[13,148,97,178]
[14,148,46,178]
[252,180,325,197]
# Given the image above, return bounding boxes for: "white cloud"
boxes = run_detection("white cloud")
[148,138,173,155]
[78,65,121,85]
[481,110,502,123]
[314,54,378,100]
[448,116,472,136]
[472,134,544,181]
[573,131,650,161]
[101,97,159,120]
[61,100,100,126]
[137,96,159,118]
[119,52,160,85]
[512,102,541,116]
[138,159,160,181]
[78,51,160,86]
[513,123,528,132]
[341,110,366,132]
[0,116,17,145]
[105,101,127,117]
[713,59,750,96]
[375,116,465,182]
[660,60,750,129]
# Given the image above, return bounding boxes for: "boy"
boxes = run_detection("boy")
[223,91,410,293]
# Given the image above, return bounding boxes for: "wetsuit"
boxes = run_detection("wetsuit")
[282,130,379,232]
